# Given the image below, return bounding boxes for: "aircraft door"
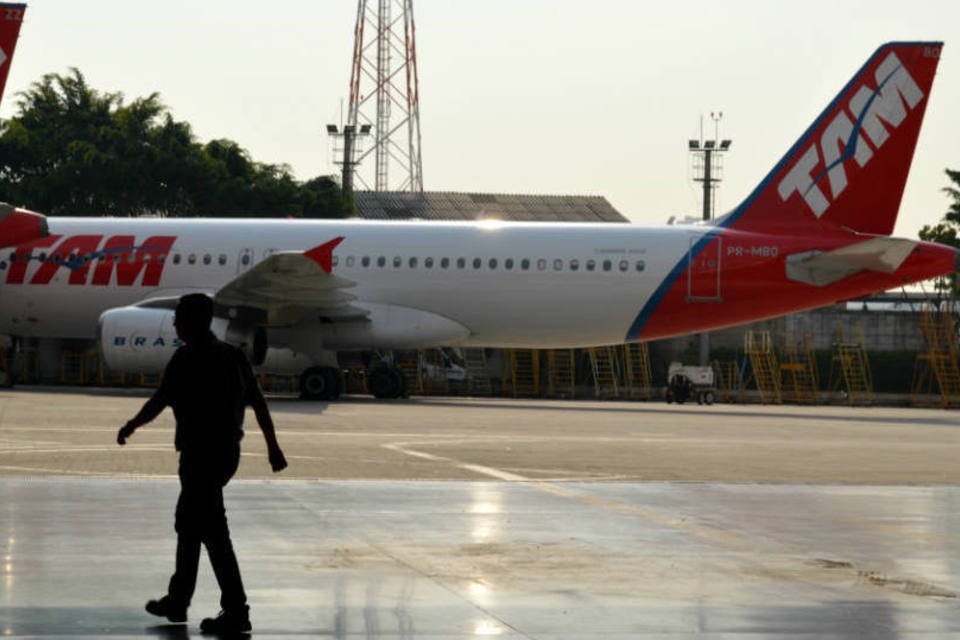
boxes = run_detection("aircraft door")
[237,248,254,273]
[686,234,722,302]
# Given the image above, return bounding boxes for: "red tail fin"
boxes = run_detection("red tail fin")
[0,3,24,108]
[726,42,942,236]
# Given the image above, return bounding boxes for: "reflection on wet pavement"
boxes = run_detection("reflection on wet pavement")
[3,478,960,638]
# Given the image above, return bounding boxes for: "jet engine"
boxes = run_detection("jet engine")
[98,306,266,374]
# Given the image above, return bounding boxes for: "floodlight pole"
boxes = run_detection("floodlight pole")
[690,112,732,366]
[327,124,371,197]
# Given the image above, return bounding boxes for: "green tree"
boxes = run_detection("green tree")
[919,169,960,248]
[0,68,349,218]
[919,169,960,292]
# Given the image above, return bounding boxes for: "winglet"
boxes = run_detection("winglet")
[0,3,25,108]
[304,236,345,273]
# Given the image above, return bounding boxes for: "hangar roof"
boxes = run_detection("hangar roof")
[354,191,627,223]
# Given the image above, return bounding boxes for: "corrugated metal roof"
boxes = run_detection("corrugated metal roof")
[354,191,627,223]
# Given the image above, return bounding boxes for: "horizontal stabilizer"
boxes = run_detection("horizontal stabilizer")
[785,237,918,286]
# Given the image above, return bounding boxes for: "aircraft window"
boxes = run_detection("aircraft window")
[441,257,450,269]
[7,252,14,262]
[505,258,514,270]
[603,259,612,272]
[53,253,62,262]
[361,256,370,267]
[409,257,418,268]
[570,259,579,271]
[553,259,563,271]
[241,253,250,266]
[586,259,596,271]
[159,254,167,265]
[393,256,402,268]
[130,252,139,264]
[619,259,629,272]
[457,257,466,269]
[377,256,386,268]
[424,257,434,268]
[537,258,546,271]
[173,254,181,265]
[489,258,498,269]
[346,256,355,267]
[202,254,211,265]
[219,254,227,266]
[521,258,530,270]
[98,254,106,263]
[143,254,152,263]
[188,254,196,265]
[38,252,47,262]
[635,260,645,272]
[472,258,481,269]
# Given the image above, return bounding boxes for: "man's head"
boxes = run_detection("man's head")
[174,294,214,343]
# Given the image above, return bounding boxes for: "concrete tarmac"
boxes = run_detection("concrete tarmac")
[2,388,960,638]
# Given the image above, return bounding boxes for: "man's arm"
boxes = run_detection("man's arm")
[238,350,287,472]
[117,388,168,445]
[249,385,287,472]
[117,358,175,446]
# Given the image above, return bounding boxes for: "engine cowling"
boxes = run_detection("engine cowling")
[98,306,266,374]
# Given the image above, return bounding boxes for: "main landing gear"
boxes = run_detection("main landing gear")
[298,366,343,401]
[297,364,407,400]
[366,365,407,399]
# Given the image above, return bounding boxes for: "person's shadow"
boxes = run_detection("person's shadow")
[147,624,190,639]
[149,623,252,639]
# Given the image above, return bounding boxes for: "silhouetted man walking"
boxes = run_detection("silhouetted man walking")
[117,293,287,635]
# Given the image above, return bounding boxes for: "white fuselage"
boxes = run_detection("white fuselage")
[0,217,697,348]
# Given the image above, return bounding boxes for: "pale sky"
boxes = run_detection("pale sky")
[3,1,959,239]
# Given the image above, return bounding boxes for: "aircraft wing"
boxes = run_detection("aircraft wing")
[214,236,368,325]
[785,237,918,287]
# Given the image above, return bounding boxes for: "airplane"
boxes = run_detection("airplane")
[0,41,954,400]
[0,3,47,247]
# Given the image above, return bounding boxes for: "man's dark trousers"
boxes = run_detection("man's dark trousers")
[167,443,247,611]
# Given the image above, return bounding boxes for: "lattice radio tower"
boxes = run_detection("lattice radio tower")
[341,0,423,193]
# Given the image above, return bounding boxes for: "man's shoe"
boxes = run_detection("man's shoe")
[200,606,251,635]
[145,596,187,623]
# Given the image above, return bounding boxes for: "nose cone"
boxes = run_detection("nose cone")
[0,202,48,248]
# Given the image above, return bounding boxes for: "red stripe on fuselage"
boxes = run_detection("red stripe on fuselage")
[637,229,956,341]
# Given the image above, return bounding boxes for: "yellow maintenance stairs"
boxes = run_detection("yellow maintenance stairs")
[504,349,540,397]
[779,335,819,404]
[547,349,576,398]
[745,330,781,404]
[711,360,743,403]
[620,343,653,400]
[588,346,620,398]
[829,324,873,406]
[911,304,960,408]
[463,348,492,396]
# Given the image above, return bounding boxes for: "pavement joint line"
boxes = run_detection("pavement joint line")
[0,465,178,478]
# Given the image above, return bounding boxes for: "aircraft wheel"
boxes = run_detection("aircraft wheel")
[369,366,406,399]
[299,366,341,401]
[703,390,715,405]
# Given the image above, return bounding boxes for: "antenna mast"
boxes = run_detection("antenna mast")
[345,0,424,192]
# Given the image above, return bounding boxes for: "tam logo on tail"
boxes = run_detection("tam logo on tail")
[725,42,942,237]
[777,51,927,219]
